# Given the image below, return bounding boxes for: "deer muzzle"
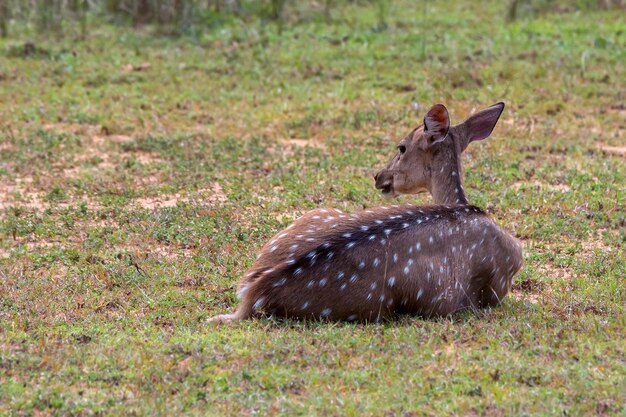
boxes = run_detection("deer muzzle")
[374,170,395,197]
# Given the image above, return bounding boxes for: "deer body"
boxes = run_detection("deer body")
[210,102,522,323]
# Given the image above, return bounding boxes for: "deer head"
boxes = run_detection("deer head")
[374,103,505,205]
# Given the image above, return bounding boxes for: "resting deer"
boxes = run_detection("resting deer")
[209,103,522,323]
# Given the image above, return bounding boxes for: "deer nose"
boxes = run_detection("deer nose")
[374,172,386,187]
[374,171,390,189]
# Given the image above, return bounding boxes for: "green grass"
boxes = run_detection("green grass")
[1,1,625,416]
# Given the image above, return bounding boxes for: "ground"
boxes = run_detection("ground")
[0,1,624,416]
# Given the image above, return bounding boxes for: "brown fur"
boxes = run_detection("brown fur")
[209,103,522,324]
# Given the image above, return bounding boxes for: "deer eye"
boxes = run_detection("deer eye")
[398,145,406,154]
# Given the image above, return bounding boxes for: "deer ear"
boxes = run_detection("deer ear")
[459,102,505,147]
[423,104,450,146]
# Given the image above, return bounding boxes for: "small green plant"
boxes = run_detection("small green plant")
[46,186,68,202]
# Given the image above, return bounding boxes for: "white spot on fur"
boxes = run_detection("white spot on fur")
[320,308,332,317]
[388,277,396,287]
[272,277,287,287]
[253,297,265,311]
[237,284,249,299]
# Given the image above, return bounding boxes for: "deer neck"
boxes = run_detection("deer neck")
[430,150,468,206]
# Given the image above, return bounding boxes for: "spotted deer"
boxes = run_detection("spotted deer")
[209,103,522,323]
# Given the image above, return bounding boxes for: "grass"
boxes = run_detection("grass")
[0,1,624,416]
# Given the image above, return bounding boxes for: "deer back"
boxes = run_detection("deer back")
[237,204,522,322]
